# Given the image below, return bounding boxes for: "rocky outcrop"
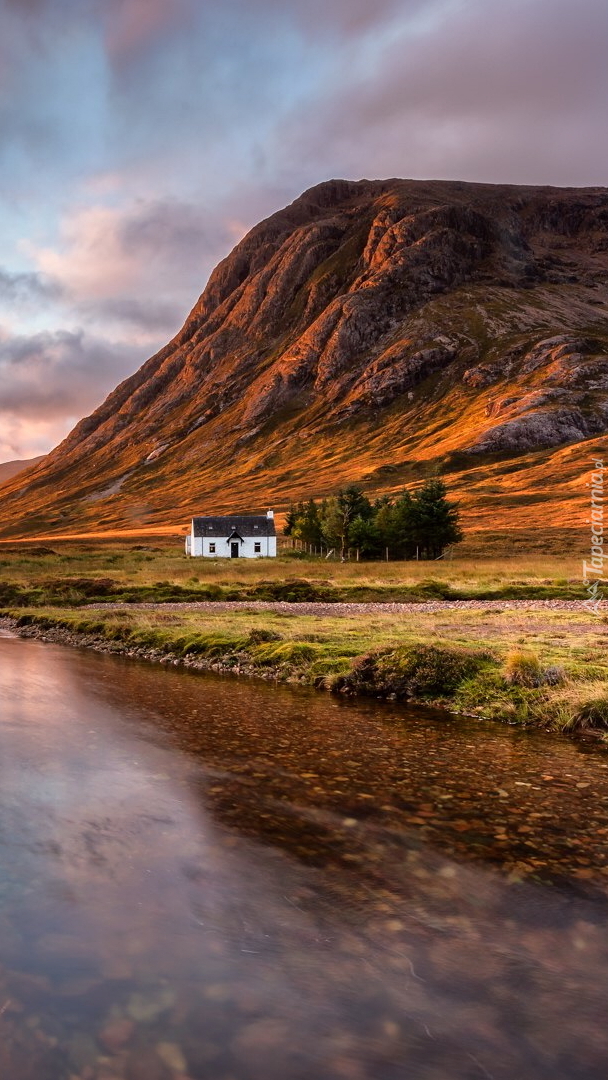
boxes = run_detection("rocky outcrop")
[472,335,608,453]
[1,178,608,534]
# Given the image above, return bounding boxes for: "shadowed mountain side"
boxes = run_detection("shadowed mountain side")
[1,178,607,537]
[0,456,45,486]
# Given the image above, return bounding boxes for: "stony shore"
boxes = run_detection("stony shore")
[85,598,595,615]
[0,616,303,685]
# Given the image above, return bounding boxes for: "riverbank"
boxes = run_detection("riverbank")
[3,597,608,735]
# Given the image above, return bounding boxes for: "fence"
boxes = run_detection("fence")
[277,537,454,561]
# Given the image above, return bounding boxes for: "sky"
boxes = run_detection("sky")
[1,0,607,461]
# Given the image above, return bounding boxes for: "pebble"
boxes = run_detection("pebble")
[98,1018,135,1053]
[126,1047,169,1080]
[155,1042,188,1072]
[126,986,175,1023]
[82,599,598,616]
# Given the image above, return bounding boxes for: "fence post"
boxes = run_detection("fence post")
[385,547,389,562]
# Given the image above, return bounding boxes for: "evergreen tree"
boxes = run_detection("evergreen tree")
[283,502,299,536]
[348,514,382,557]
[292,498,323,545]
[407,479,463,559]
[283,479,462,560]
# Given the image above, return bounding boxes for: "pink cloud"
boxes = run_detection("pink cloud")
[26,197,234,340]
[101,0,195,64]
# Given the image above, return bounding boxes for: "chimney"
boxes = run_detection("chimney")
[266,509,274,519]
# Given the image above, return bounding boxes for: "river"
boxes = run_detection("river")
[1,630,608,1079]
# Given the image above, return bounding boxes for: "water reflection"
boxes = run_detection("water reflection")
[1,634,608,1078]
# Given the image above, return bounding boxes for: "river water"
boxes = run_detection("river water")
[1,631,608,1079]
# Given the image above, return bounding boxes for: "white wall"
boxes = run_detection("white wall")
[188,525,276,557]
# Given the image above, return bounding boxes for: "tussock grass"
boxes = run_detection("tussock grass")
[546,683,608,732]
[504,650,543,687]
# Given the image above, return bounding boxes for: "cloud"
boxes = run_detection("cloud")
[2,0,608,461]
[0,325,139,425]
[29,198,235,337]
[274,0,608,186]
[0,268,63,307]
[90,297,184,334]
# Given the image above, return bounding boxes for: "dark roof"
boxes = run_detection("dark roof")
[192,514,276,537]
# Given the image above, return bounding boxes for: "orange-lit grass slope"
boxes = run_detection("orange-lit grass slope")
[1,178,607,541]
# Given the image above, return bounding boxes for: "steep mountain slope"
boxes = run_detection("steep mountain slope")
[1,178,607,538]
[0,456,44,485]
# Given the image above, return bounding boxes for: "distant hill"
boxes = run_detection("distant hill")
[0,177,607,538]
[0,456,44,486]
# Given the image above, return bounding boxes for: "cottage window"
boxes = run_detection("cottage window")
[254,542,261,553]
[209,542,216,553]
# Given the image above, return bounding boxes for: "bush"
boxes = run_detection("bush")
[42,576,118,598]
[504,650,542,687]
[541,664,567,686]
[246,579,335,603]
[340,643,493,700]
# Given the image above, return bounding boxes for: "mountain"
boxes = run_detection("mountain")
[0,456,45,486]
[1,177,607,539]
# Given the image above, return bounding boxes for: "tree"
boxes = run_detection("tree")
[319,485,373,559]
[348,514,382,557]
[319,497,343,553]
[283,502,301,537]
[292,498,323,545]
[284,479,463,560]
[407,479,463,559]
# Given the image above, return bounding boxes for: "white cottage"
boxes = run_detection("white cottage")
[185,510,277,558]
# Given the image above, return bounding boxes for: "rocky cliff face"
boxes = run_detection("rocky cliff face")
[1,178,608,535]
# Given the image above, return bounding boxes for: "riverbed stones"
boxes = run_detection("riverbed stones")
[155,1041,188,1072]
[125,1046,171,1080]
[68,1031,99,1072]
[126,985,176,1022]
[98,1018,135,1053]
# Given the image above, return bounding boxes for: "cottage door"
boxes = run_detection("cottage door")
[230,542,239,558]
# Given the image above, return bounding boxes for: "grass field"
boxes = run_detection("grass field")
[0,532,591,602]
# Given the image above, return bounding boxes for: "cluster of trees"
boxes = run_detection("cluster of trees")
[284,480,463,560]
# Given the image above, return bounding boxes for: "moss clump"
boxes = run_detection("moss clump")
[338,643,493,700]
[172,632,248,657]
[250,641,319,666]
[247,628,283,644]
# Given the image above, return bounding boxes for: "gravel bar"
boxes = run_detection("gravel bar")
[85,598,601,617]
